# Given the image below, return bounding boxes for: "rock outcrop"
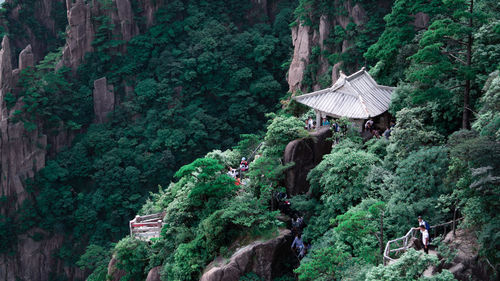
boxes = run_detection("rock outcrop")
[0,37,46,211]
[439,229,489,280]
[2,0,67,63]
[287,0,392,94]
[18,44,34,71]
[200,229,293,281]
[93,77,115,123]
[0,36,85,281]
[146,266,162,281]
[60,0,95,71]
[283,127,333,195]
[60,0,160,70]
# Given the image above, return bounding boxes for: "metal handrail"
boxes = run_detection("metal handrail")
[130,212,166,241]
[383,218,463,265]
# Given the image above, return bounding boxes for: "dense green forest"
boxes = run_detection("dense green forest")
[0,0,499,280]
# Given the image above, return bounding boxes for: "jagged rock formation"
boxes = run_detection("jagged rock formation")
[2,0,67,62]
[283,127,333,195]
[200,229,293,281]
[0,37,46,211]
[93,77,115,123]
[0,35,85,281]
[60,0,160,70]
[287,0,393,93]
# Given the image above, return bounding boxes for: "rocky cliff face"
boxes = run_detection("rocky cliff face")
[0,35,86,281]
[60,0,160,70]
[287,0,392,93]
[200,229,293,281]
[2,0,67,63]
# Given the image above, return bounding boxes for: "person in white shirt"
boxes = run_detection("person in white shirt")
[419,225,430,254]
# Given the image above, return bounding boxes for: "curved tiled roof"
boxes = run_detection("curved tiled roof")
[293,68,394,119]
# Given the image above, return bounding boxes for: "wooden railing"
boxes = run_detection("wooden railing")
[383,218,462,265]
[129,212,165,241]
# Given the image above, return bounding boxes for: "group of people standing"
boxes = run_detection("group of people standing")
[305,116,342,132]
[227,157,250,186]
[365,119,394,140]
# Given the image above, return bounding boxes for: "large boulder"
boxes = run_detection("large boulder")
[200,229,293,281]
[146,266,162,281]
[283,127,333,195]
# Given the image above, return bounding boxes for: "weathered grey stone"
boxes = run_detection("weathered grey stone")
[93,77,115,123]
[287,0,392,93]
[18,44,34,70]
[283,127,333,195]
[413,12,430,30]
[61,0,94,70]
[112,0,139,42]
[440,229,489,280]
[200,229,292,281]
[0,35,84,281]
[288,24,311,93]
[145,266,162,281]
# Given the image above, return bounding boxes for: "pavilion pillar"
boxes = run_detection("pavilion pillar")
[315,110,321,128]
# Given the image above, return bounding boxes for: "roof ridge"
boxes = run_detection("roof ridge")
[344,77,371,117]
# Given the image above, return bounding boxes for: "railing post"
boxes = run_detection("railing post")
[452,209,457,237]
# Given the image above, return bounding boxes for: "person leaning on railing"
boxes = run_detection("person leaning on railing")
[413,225,430,254]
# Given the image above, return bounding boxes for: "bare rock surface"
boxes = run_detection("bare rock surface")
[61,0,159,70]
[146,266,162,281]
[413,12,430,30]
[60,0,95,70]
[283,127,333,195]
[288,23,311,93]
[93,77,115,123]
[18,44,34,70]
[440,228,489,280]
[0,36,82,280]
[287,0,392,92]
[200,229,293,281]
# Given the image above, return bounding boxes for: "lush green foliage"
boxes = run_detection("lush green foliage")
[2,0,500,279]
[6,0,298,270]
[365,249,455,281]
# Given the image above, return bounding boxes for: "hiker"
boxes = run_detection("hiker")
[307,117,314,130]
[227,167,238,178]
[298,242,310,259]
[365,119,374,131]
[291,215,304,235]
[291,233,304,254]
[383,127,391,139]
[418,225,430,254]
[235,174,241,186]
[239,157,248,172]
[418,216,430,233]
[322,117,330,127]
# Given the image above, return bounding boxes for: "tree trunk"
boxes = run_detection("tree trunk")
[463,0,474,129]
